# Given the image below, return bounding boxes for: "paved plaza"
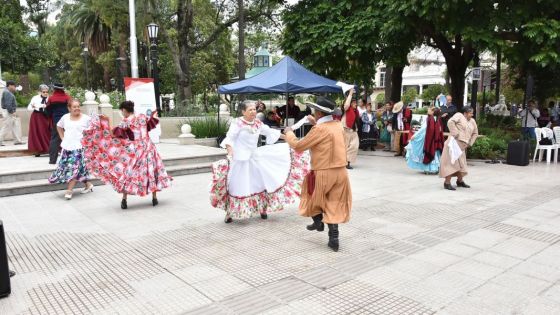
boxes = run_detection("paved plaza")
[1,153,560,314]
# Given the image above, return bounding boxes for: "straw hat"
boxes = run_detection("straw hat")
[392,101,404,113]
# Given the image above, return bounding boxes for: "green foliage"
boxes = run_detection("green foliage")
[413,107,428,115]
[181,117,230,139]
[281,0,385,85]
[421,85,447,104]
[468,114,519,159]
[402,87,418,105]
[375,93,385,104]
[15,94,32,108]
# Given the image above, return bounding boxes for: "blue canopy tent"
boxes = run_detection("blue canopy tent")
[218,56,342,94]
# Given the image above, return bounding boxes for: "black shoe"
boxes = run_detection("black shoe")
[9,270,15,277]
[456,181,471,188]
[152,198,159,206]
[121,199,127,209]
[49,161,56,165]
[260,213,268,220]
[306,214,324,231]
[327,224,339,252]
[346,162,353,169]
[224,216,233,223]
[34,154,41,157]
[444,183,456,191]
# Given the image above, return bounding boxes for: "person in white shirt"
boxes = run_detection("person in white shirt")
[48,99,93,200]
[27,84,52,156]
[519,100,540,140]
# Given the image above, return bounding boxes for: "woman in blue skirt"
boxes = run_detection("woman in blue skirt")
[405,107,444,174]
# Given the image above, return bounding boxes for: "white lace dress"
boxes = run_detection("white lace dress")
[210,118,310,219]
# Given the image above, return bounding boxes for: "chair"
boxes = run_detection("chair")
[533,127,558,164]
[554,127,560,162]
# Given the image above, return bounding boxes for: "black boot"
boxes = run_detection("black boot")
[327,224,339,252]
[456,181,471,188]
[152,198,159,206]
[121,199,128,209]
[306,214,324,231]
[346,162,353,169]
[444,183,456,191]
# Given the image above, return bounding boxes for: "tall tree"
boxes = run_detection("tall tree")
[149,0,279,107]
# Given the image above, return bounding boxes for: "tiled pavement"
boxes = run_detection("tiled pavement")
[1,154,560,314]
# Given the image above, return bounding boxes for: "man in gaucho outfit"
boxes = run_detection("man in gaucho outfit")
[283,97,352,252]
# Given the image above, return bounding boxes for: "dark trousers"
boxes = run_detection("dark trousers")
[49,126,61,163]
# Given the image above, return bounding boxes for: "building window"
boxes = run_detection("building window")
[264,57,269,66]
[379,67,386,87]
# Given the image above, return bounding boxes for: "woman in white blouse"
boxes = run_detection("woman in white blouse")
[210,101,310,223]
[48,99,93,200]
[27,84,52,156]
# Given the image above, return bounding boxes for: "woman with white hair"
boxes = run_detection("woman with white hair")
[27,84,52,156]
[210,100,310,223]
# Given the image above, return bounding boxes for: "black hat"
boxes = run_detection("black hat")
[53,83,64,90]
[305,96,336,114]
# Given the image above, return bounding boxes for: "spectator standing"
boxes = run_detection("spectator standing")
[519,100,540,140]
[0,80,25,145]
[360,103,378,151]
[548,101,559,127]
[46,83,70,164]
[278,96,301,124]
[380,102,394,151]
[440,95,457,132]
[27,84,52,156]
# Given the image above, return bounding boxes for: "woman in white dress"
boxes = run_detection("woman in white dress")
[210,101,310,223]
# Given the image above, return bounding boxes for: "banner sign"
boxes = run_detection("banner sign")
[124,77,161,143]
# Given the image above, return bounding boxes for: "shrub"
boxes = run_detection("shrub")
[413,107,428,115]
[15,94,32,107]
[180,116,230,139]
[468,137,494,159]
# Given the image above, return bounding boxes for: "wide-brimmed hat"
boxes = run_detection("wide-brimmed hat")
[392,101,404,113]
[306,96,336,114]
[52,83,64,90]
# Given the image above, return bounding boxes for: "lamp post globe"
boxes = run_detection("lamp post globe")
[147,23,161,115]
[147,23,159,42]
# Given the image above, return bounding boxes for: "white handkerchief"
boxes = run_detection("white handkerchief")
[449,137,463,164]
[336,81,354,94]
[291,116,309,130]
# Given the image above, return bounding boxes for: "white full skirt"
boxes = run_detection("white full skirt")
[228,143,291,197]
[210,142,311,219]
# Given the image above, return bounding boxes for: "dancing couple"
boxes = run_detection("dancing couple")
[210,97,352,251]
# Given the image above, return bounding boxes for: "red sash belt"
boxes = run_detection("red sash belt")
[306,171,315,196]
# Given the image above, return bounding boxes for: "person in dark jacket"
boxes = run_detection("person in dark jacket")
[46,83,70,164]
[440,95,457,132]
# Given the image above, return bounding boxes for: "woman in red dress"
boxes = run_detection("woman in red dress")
[82,101,172,209]
[27,84,52,156]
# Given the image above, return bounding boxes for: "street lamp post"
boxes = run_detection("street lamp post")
[81,42,91,90]
[147,23,161,115]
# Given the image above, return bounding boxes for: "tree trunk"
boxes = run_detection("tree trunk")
[384,66,392,103]
[103,65,111,91]
[447,63,467,109]
[118,31,129,77]
[390,65,404,102]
